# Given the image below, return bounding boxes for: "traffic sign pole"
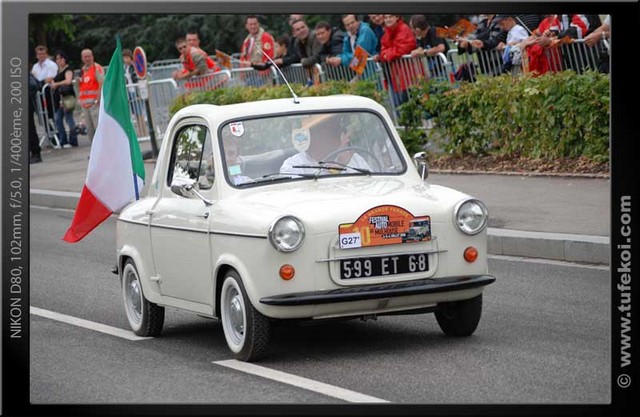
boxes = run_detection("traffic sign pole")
[133,46,159,158]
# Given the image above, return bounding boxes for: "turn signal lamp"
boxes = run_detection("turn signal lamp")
[464,246,478,263]
[279,264,295,280]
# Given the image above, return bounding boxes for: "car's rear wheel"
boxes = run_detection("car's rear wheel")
[220,270,271,361]
[435,294,483,336]
[122,259,164,336]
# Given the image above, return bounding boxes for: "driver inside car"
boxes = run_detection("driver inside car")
[279,114,371,175]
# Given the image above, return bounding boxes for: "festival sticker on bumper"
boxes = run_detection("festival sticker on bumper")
[338,205,431,249]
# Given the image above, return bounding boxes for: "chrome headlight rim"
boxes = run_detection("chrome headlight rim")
[268,215,305,252]
[453,198,488,235]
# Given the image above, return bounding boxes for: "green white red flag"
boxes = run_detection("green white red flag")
[63,38,145,243]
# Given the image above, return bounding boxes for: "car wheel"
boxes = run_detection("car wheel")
[220,270,271,361]
[122,259,164,337]
[435,294,483,337]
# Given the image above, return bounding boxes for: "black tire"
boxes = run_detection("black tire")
[122,259,164,337]
[435,294,483,337]
[220,270,271,361]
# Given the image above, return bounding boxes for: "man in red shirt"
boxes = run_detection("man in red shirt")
[240,15,275,66]
[172,37,222,91]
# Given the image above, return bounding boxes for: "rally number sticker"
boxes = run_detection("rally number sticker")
[339,232,362,249]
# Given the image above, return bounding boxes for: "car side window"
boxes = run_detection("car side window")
[167,124,215,191]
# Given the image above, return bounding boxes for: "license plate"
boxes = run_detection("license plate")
[340,253,429,279]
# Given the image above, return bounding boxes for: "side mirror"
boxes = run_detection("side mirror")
[171,183,214,206]
[413,152,429,181]
[171,183,192,198]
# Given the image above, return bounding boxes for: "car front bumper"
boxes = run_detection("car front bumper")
[260,275,495,306]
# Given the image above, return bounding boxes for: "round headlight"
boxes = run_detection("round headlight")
[454,199,488,235]
[269,216,305,252]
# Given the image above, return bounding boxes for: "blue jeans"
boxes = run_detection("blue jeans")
[56,105,77,146]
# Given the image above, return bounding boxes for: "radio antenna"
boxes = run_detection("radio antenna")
[256,45,299,104]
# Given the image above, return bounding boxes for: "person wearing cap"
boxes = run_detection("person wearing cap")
[493,15,529,73]
[494,15,529,49]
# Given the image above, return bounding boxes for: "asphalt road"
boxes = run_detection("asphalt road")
[29,206,610,405]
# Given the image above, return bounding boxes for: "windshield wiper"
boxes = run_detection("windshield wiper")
[245,172,318,185]
[292,164,346,172]
[317,161,372,175]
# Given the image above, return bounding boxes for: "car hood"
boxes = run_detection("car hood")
[213,177,472,236]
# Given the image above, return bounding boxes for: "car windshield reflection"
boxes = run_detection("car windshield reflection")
[220,111,405,187]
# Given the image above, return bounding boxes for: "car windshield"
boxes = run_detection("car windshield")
[219,111,406,186]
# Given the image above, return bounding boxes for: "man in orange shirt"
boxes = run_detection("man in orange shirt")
[78,48,104,142]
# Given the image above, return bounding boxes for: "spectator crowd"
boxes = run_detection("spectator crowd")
[30,13,610,164]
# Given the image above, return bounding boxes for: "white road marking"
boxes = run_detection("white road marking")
[30,306,151,341]
[214,359,389,403]
[488,254,609,271]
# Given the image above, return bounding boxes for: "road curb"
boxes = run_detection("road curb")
[430,169,610,179]
[488,228,609,265]
[30,189,610,266]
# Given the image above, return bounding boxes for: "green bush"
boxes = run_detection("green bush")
[399,71,610,162]
[169,80,388,115]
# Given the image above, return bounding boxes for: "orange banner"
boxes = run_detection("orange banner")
[436,19,477,40]
[349,45,369,76]
[339,205,431,249]
[215,49,232,69]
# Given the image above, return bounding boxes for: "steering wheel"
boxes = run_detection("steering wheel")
[321,146,382,171]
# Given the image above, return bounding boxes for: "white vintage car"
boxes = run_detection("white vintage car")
[116,95,495,361]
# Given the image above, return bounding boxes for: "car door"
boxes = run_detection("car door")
[149,121,216,311]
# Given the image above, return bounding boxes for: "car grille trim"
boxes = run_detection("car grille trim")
[316,248,446,263]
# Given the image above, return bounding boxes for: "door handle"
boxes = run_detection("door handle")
[145,209,155,216]
[196,212,210,219]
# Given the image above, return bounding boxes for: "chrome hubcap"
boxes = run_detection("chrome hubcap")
[223,281,246,348]
[130,280,142,315]
[124,269,142,324]
[229,295,244,336]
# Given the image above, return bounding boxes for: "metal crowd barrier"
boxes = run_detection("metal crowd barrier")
[228,66,274,87]
[148,63,182,81]
[448,38,610,79]
[320,58,381,83]
[448,49,505,79]
[124,82,151,140]
[147,78,179,139]
[275,63,323,86]
[550,39,607,73]
[35,82,61,149]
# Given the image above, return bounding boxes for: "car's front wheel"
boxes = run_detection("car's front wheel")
[122,259,164,337]
[220,270,271,361]
[435,294,483,337]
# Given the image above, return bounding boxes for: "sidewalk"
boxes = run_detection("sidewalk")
[30,138,611,265]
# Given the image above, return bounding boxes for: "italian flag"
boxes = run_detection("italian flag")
[63,39,145,243]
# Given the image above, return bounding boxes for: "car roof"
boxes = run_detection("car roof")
[172,95,389,128]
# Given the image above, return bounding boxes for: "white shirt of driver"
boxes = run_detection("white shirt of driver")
[280,151,371,175]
